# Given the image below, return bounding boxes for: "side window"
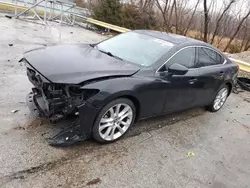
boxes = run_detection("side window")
[166,47,196,69]
[217,53,226,64]
[197,47,225,67]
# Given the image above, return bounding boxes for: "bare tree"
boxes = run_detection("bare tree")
[173,0,188,34]
[169,0,177,31]
[183,0,201,36]
[210,0,235,44]
[215,12,231,48]
[239,19,250,51]
[90,0,250,52]
[203,0,209,42]
[155,0,171,31]
[224,9,250,51]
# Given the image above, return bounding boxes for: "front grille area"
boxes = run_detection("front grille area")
[32,86,66,116]
[24,60,71,119]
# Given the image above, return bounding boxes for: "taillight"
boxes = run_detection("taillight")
[236,65,240,72]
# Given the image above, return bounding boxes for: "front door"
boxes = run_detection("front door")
[156,47,202,113]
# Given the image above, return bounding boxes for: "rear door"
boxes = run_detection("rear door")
[195,47,226,105]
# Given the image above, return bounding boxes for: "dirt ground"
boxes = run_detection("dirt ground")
[0,14,250,188]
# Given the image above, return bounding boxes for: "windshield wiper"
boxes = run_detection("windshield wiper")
[95,46,123,61]
[103,51,124,61]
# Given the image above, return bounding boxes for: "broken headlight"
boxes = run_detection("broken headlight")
[66,85,99,101]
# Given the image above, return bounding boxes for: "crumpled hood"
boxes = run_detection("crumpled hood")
[24,44,140,84]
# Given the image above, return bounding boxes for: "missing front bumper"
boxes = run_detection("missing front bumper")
[26,92,47,117]
[26,92,99,146]
[46,119,89,146]
[27,89,65,122]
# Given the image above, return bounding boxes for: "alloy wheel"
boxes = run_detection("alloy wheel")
[99,103,133,141]
[213,88,228,110]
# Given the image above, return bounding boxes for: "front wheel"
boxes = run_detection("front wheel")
[206,85,229,112]
[92,98,136,143]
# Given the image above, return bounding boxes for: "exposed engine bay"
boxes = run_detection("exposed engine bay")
[26,65,98,123]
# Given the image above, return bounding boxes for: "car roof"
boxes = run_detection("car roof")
[134,30,205,45]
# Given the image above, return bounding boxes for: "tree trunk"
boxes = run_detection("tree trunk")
[184,0,200,36]
[203,0,209,42]
[155,0,171,32]
[224,10,250,51]
[210,0,235,44]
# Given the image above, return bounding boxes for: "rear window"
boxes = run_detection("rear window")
[197,47,225,67]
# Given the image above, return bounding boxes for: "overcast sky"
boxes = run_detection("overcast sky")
[189,0,249,16]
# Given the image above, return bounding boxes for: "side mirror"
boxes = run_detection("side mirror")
[168,63,188,75]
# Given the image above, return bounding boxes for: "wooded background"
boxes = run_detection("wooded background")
[75,0,250,53]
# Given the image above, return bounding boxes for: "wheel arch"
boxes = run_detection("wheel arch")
[114,95,141,122]
[87,88,142,121]
[225,82,233,96]
[99,91,141,122]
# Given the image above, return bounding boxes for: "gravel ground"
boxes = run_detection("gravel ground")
[0,14,250,188]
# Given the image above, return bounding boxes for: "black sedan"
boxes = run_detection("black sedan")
[21,30,238,145]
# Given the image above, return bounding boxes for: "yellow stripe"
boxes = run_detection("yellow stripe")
[229,58,250,73]
[0,1,45,15]
[86,18,131,33]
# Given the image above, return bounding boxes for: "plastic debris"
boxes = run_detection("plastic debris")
[187,152,195,157]
[11,109,19,113]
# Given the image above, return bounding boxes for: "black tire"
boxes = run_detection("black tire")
[92,98,136,143]
[237,77,250,91]
[206,85,229,112]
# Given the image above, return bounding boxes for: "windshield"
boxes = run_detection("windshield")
[96,32,174,66]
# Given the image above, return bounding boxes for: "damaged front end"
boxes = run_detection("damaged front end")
[27,82,98,123]
[20,43,140,146]
[23,60,100,146]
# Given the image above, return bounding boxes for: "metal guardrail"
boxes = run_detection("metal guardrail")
[72,13,130,33]
[229,58,250,73]
[0,0,90,15]
[0,1,32,11]
[0,1,129,32]
[85,17,130,33]
[2,0,78,25]
[1,1,250,72]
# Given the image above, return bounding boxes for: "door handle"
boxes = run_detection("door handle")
[188,78,197,84]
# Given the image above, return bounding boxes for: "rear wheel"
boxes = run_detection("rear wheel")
[206,85,229,112]
[92,98,136,143]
